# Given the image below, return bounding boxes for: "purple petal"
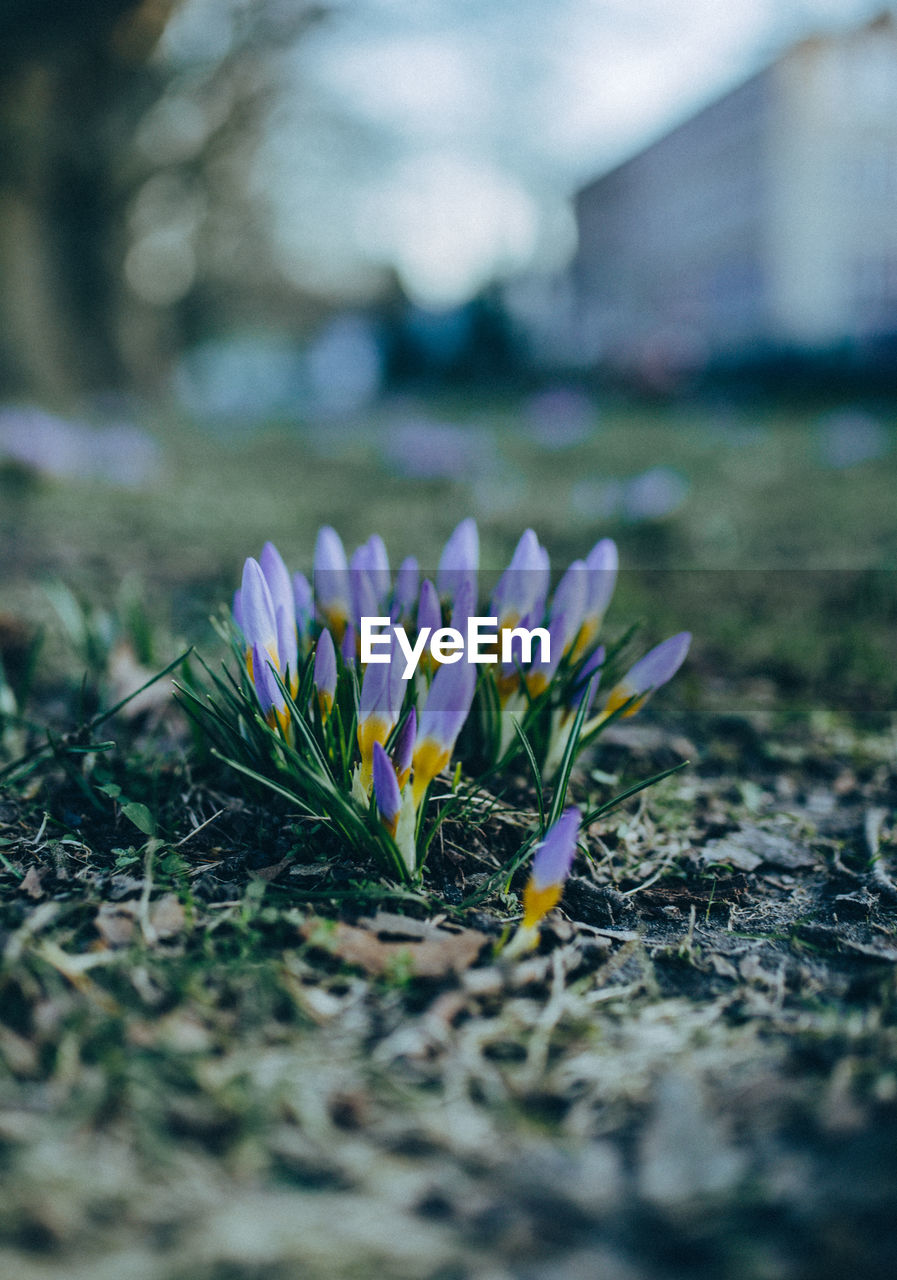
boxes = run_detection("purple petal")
[585,538,618,620]
[372,741,401,826]
[350,564,379,630]
[417,578,442,636]
[241,558,277,652]
[275,603,298,682]
[531,807,581,890]
[366,534,391,602]
[491,529,549,624]
[251,642,283,715]
[392,707,416,779]
[359,632,406,738]
[622,632,691,695]
[341,622,357,664]
[437,517,479,603]
[314,525,350,620]
[551,559,588,650]
[449,577,475,640]
[313,629,337,701]
[418,658,477,752]
[260,542,293,625]
[387,633,410,721]
[393,557,419,620]
[292,571,313,634]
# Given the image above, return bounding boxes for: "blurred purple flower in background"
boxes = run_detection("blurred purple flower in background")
[0,406,162,488]
[571,467,689,524]
[523,387,597,450]
[380,417,495,480]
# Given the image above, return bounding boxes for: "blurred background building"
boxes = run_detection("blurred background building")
[530,13,897,385]
[2,1,897,405]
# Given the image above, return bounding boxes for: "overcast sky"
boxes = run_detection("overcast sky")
[252,0,883,306]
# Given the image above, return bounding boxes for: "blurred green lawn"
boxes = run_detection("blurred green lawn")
[2,395,895,716]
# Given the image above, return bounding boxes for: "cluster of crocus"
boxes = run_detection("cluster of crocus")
[197,518,689,894]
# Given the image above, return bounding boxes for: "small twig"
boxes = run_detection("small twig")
[175,808,225,847]
[866,807,897,902]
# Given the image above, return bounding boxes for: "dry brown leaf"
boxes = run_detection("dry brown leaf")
[149,892,187,939]
[248,854,295,883]
[21,866,43,899]
[95,902,137,948]
[299,912,488,978]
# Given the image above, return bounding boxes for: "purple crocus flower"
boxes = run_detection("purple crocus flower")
[372,741,402,836]
[240,558,293,717]
[255,543,298,688]
[550,559,588,654]
[260,542,293,623]
[293,571,313,637]
[365,534,391,603]
[241,558,277,661]
[391,707,416,790]
[358,634,405,784]
[449,577,475,641]
[491,529,550,629]
[393,557,419,622]
[522,806,581,928]
[411,658,477,803]
[602,632,691,719]
[437,517,478,605]
[314,629,337,718]
[350,556,379,631]
[314,525,350,636]
[582,538,618,638]
[417,578,442,639]
[341,622,357,664]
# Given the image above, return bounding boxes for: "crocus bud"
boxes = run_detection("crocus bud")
[491,529,550,630]
[550,559,588,654]
[293,571,313,637]
[411,658,477,804]
[358,635,404,785]
[522,807,581,928]
[393,557,419,622]
[314,525,350,637]
[579,538,618,646]
[350,559,379,631]
[260,542,293,630]
[417,578,442,637]
[602,631,691,720]
[241,558,278,679]
[341,622,357,664]
[391,707,416,790]
[372,741,401,837]
[366,534,391,603]
[313,629,337,719]
[449,577,475,641]
[437,517,479,605]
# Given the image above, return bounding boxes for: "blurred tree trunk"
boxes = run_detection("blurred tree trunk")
[0,1,174,401]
